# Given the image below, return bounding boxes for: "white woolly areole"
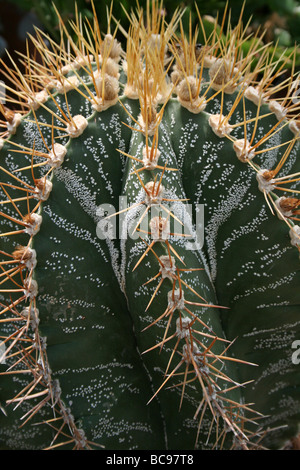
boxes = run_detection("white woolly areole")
[55,75,80,93]
[233,139,255,162]
[144,181,164,205]
[148,33,168,55]
[275,197,293,220]
[23,279,38,299]
[209,114,233,137]
[182,343,209,373]
[92,94,119,112]
[176,316,192,339]
[178,95,207,114]
[60,64,72,75]
[93,71,119,97]
[138,113,158,136]
[74,54,94,69]
[75,428,88,448]
[66,115,88,138]
[256,170,276,194]
[7,113,22,134]
[168,288,185,311]
[20,306,39,329]
[289,225,300,247]
[208,58,239,94]
[28,89,48,110]
[177,76,199,101]
[268,100,287,121]
[49,143,67,168]
[124,83,139,99]
[289,120,300,136]
[244,86,266,105]
[60,55,94,74]
[102,57,120,78]
[101,33,122,61]
[182,343,195,364]
[142,146,161,169]
[159,255,176,280]
[177,77,206,113]
[149,216,170,240]
[155,81,173,105]
[52,378,62,404]
[203,54,217,68]
[21,247,37,270]
[34,178,53,201]
[24,213,42,236]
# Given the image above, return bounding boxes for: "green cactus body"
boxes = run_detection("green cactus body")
[0,1,300,450]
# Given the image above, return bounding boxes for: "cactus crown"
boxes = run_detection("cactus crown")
[0,0,299,450]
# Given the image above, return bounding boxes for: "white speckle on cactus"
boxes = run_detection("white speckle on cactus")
[66,114,88,137]
[55,167,103,223]
[205,181,253,280]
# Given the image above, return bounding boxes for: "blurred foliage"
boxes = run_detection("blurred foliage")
[3,0,300,69]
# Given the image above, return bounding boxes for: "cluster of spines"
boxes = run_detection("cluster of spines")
[0,0,299,449]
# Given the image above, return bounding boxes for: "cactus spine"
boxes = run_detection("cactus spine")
[0,1,300,450]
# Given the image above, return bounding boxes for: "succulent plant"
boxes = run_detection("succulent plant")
[0,0,299,451]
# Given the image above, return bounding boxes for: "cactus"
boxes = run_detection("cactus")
[0,0,300,450]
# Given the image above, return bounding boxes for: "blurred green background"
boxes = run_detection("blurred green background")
[0,0,299,94]
[1,0,300,45]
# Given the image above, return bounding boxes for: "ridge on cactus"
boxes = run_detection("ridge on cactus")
[0,0,299,450]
